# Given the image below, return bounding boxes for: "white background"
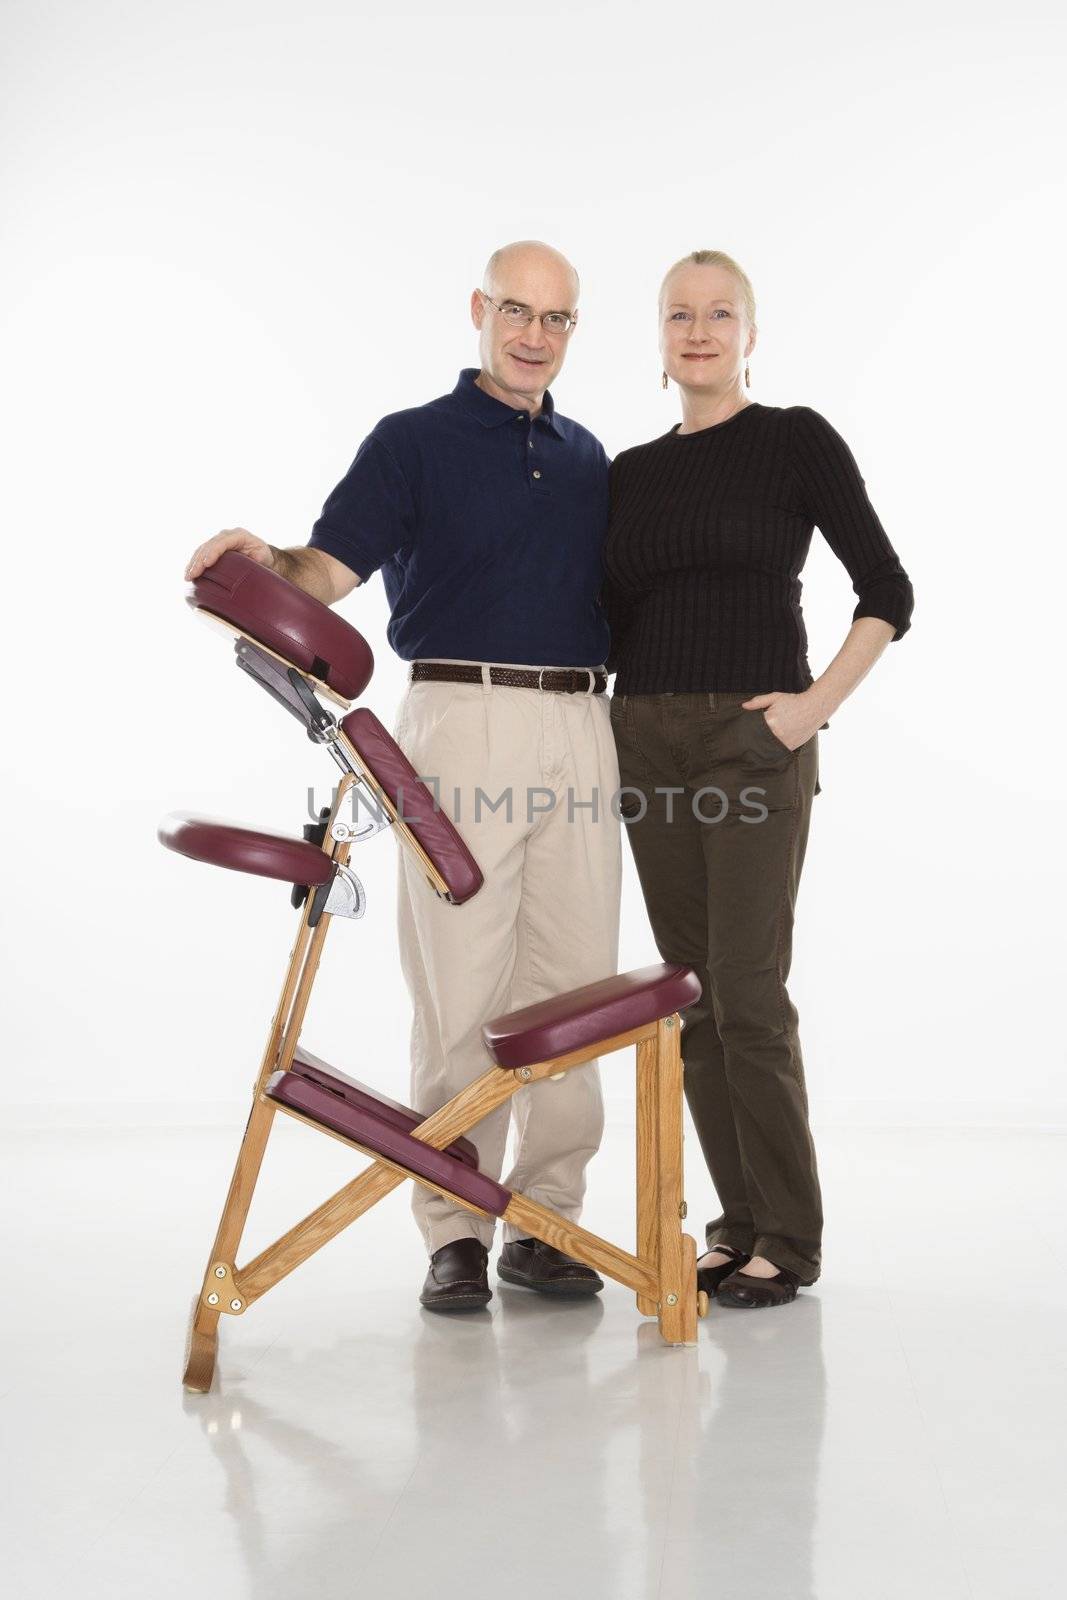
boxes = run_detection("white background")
[3,0,1064,1131]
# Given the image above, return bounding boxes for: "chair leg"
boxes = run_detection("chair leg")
[654,1015,698,1345]
[635,1035,659,1316]
[182,1295,219,1393]
[182,1095,277,1391]
[680,1232,699,1342]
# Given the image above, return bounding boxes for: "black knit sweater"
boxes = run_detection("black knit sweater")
[601,402,914,693]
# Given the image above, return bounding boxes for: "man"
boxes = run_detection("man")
[185,241,621,1313]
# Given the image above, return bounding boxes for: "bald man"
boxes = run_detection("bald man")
[185,242,621,1313]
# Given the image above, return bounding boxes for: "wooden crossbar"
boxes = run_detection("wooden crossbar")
[232,1046,665,1307]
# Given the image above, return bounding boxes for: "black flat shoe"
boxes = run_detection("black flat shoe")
[696,1245,752,1298]
[497,1237,603,1297]
[420,1238,492,1312]
[716,1262,802,1309]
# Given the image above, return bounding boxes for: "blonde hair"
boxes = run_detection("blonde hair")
[659,249,756,326]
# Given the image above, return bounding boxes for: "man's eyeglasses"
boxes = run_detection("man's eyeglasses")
[481,293,577,336]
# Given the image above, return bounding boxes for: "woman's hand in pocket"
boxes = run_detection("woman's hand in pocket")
[741,691,822,753]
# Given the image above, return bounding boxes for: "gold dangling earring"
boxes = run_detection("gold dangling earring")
[744,363,751,389]
[662,370,669,390]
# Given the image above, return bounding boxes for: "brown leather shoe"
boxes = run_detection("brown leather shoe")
[696,1244,752,1298]
[716,1262,802,1308]
[497,1237,604,1297]
[420,1238,491,1312]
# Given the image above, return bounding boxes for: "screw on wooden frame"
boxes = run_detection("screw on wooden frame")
[201,1262,247,1315]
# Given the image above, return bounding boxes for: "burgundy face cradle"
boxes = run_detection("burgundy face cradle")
[161,552,705,1393]
[187,549,375,702]
[184,551,483,905]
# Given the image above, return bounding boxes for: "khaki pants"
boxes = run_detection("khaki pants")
[392,660,622,1255]
[609,690,824,1285]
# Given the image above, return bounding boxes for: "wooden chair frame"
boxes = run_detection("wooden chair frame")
[181,740,705,1394]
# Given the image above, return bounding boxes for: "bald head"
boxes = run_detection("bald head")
[482,240,580,305]
[471,239,581,412]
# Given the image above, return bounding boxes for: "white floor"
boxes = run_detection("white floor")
[3,1118,1065,1600]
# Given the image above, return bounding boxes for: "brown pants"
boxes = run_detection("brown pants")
[609,690,823,1284]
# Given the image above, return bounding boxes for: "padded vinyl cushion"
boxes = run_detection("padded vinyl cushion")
[290,1047,479,1169]
[266,1068,511,1217]
[482,962,703,1069]
[187,550,374,702]
[340,707,483,906]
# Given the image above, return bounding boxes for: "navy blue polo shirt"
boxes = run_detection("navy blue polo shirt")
[307,368,611,667]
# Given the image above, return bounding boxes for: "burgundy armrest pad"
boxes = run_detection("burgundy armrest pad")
[158,811,335,887]
[340,707,483,905]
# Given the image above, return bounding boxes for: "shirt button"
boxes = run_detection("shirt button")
[532,469,542,479]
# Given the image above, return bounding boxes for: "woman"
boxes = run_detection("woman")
[602,249,914,1309]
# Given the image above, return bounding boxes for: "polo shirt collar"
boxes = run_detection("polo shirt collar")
[453,367,563,437]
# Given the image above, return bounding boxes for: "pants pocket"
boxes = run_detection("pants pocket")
[699,705,798,815]
[752,707,794,758]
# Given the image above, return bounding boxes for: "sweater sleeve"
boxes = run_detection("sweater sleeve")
[789,406,914,641]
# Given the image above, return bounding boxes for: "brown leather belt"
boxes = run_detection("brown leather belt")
[410,662,608,694]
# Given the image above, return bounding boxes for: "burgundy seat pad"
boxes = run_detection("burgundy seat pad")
[158,812,335,887]
[290,1047,478,1169]
[187,550,374,703]
[482,962,703,1069]
[266,1070,511,1217]
[340,707,483,906]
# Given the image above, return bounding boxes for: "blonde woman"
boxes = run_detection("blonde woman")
[602,250,914,1308]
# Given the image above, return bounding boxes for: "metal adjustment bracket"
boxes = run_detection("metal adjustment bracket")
[329,789,392,845]
[323,863,367,920]
[201,1262,246,1315]
[318,736,395,847]
[286,666,338,741]
[234,640,337,743]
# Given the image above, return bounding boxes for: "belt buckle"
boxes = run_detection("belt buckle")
[537,668,589,693]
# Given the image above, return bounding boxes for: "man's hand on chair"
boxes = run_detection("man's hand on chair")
[184,527,275,581]
[184,530,360,606]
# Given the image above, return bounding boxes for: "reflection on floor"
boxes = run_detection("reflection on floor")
[3,1119,1064,1600]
